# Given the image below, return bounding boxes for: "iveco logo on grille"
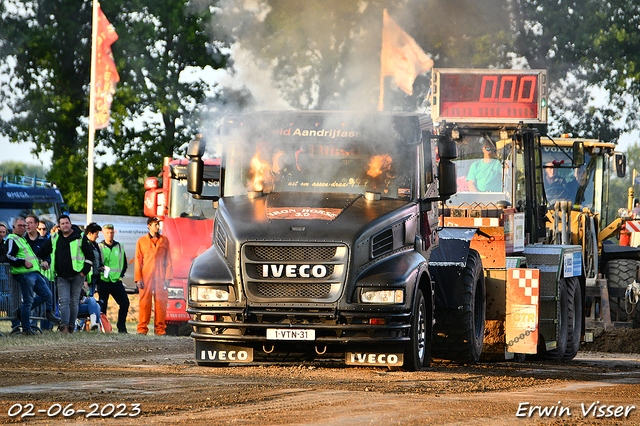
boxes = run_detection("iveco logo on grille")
[262,264,328,278]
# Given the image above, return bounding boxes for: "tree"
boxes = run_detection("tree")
[0,0,228,214]
[213,0,515,112]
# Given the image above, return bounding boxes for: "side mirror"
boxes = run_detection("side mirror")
[187,136,206,196]
[572,141,585,167]
[187,159,204,196]
[439,159,457,199]
[614,152,626,178]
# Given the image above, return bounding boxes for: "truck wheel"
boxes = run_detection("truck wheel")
[543,277,568,360]
[432,249,485,364]
[563,277,582,360]
[404,288,430,371]
[604,259,640,327]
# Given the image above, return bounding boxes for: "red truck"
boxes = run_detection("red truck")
[144,157,220,335]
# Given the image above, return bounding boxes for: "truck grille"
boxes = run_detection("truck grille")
[255,283,333,298]
[242,243,348,303]
[252,246,336,261]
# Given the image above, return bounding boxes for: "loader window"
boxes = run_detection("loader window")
[541,147,595,209]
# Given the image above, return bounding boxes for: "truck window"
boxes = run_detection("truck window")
[169,178,218,219]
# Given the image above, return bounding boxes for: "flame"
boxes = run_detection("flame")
[250,151,271,192]
[367,155,392,178]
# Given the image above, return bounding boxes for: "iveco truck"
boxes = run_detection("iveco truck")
[185,111,458,370]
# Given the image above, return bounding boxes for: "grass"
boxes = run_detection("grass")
[0,320,188,348]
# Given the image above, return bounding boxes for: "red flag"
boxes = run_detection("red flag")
[381,9,433,95]
[94,7,119,129]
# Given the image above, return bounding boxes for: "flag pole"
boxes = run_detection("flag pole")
[87,0,99,225]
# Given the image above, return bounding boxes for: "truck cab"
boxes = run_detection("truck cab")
[0,175,67,230]
[144,157,220,335]
[186,111,457,369]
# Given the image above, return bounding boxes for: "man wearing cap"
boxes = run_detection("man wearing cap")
[134,217,172,335]
[98,223,130,333]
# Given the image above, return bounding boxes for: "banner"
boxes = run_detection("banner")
[94,7,119,129]
[381,9,433,95]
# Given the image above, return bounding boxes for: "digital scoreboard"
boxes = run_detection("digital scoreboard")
[431,69,548,124]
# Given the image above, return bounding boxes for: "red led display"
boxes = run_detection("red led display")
[432,70,546,123]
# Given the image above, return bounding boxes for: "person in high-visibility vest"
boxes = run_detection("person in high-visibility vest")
[5,217,61,335]
[97,223,130,333]
[135,217,172,335]
[25,214,55,331]
[39,214,94,333]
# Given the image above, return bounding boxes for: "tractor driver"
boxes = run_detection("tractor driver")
[467,141,502,192]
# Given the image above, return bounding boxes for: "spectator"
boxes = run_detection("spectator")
[98,223,130,334]
[39,215,94,333]
[5,217,61,335]
[25,214,55,331]
[467,141,502,192]
[135,217,172,335]
[37,221,49,238]
[0,221,9,320]
[0,221,7,261]
[633,199,640,218]
[80,222,102,331]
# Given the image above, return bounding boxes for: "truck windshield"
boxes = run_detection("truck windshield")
[541,146,596,209]
[0,202,59,231]
[222,134,416,200]
[169,178,218,219]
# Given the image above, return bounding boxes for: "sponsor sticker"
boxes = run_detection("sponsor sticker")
[266,207,342,220]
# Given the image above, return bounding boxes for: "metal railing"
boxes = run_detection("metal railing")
[0,263,58,335]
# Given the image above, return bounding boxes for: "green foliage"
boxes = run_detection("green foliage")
[0,0,228,215]
[0,161,48,179]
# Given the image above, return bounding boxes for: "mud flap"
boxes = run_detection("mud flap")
[195,341,254,363]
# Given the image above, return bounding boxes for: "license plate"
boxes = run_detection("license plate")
[266,329,315,341]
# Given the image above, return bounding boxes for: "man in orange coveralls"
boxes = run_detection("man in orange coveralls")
[135,217,173,335]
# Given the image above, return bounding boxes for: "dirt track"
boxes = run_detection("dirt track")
[0,330,639,425]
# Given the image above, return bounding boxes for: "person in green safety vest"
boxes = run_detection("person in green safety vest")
[24,214,55,331]
[39,215,94,333]
[97,223,130,333]
[5,217,61,335]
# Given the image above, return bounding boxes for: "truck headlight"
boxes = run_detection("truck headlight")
[360,289,404,304]
[192,287,230,302]
[167,287,185,299]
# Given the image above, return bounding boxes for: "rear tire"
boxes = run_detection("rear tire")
[604,259,640,327]
[563,277,582,360]
[404,288,430,371]
[544,277,568,360]
[432,249,485,363]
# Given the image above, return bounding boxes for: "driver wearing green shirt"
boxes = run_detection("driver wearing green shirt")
[467,142,502,192]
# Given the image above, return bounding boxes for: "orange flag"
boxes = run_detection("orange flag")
[381,9,433,95]
[94,7,119,129]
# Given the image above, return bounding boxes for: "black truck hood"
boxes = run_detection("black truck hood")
[218,192,413,244]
